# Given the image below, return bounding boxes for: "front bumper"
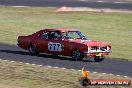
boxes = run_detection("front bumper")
[84,46,111,57]
[84,52,110,57]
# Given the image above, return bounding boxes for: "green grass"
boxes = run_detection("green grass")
[0,60,131,88]
[0,6,132,61]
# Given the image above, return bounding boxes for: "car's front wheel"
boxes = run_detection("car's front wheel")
[29,44,39,56]
[71,49,84,61]
[94,56,104,62]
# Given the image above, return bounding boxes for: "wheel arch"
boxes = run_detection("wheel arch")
[71,48,84,57]
[70,48,78,56]
[28,42,37,50]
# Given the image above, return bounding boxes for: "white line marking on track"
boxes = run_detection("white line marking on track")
[109,74,113,75]
[11,6,28,7]
[11,61,15,63]
[31,64,36,66]
[47,66,52,68]
[53,67,59,69]
[4,60,8,62]
[19,62,23,64]
[102,73,106,74]
[114,2,124,3]
[124,76,128,78]
[38,65,43,67]
[25,63,30,65]
[93,72,97,73]
[71,69,75,70]
[61,68,66,70]
[116,75,120,76]
[96,1,104,3]
[79,0,89,1]
[78,70,81,72]
[0,60,130,78]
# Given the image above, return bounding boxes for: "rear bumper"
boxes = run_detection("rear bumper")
[17,43,20,47]
[17,42,28,50]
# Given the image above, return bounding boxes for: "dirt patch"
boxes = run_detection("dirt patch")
[56,7,132,13]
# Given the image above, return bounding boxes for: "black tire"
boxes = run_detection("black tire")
[29,44,39,56]
[94,56,104,62]
[52,54,58,57]
[71,49,84,61]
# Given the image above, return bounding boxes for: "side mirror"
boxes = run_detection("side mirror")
[62,38,65,41]
[62,38,68,41]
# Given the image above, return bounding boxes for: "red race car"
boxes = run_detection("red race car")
[17,28,111,62]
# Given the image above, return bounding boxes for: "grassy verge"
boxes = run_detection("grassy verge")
[0,6,132,61]
[0,59,131,88]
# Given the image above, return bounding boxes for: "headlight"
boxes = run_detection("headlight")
[88,46,91,53]
[107,46,111,52]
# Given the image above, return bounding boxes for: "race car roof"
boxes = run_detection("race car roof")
[43,28,78,32]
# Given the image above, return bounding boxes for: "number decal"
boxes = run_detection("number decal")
[48,42,62,52]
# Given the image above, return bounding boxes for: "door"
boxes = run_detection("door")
[36,31,49,53]
[37,30,64,55]
[47,31,64,55]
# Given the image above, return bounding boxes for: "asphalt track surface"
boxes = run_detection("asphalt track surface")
[0,0,132,10]
[0,0,132,77]
[0,43,132,77]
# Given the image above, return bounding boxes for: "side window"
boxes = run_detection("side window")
[62,32,70,39]
[68,32,80,39]
[40,32,48,39]
[48,31,62,40]
[48,32,55,39]
[54,32,62,40]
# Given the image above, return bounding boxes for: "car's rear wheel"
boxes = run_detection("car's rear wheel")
[94,56,104,62]
[71,49,84,61]
[29,44,39,56]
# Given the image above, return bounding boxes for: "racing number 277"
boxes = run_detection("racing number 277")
[48,42,62,52]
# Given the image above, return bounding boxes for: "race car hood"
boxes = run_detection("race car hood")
[71,39,111,46]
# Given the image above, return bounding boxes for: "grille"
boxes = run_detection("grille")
[88,46,111,53]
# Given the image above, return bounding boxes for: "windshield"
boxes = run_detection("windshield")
[62,31,86,39]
